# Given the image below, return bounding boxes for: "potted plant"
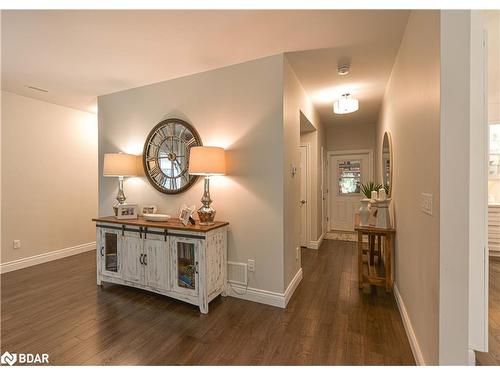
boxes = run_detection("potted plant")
[360,182,383,199]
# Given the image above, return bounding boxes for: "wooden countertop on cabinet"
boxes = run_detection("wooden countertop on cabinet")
[93,216,229,232]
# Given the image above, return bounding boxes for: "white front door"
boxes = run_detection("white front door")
[300,145,308,247]
[329,151,372,232]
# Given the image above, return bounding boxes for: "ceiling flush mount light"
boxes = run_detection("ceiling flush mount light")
[333,93,359,115]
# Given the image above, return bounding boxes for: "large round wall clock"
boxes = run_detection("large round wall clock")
[143,118,202,194]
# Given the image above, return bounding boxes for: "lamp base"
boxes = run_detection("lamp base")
[197,206,216,225]
[113,177,126,217]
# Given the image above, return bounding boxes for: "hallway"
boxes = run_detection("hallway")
[1,240,414,365]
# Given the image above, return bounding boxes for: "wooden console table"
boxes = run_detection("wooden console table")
[92,216,229,314]
[354,225,395,292]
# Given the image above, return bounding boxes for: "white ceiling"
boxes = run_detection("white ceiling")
[2,10,410,120]
[286,18,409,127]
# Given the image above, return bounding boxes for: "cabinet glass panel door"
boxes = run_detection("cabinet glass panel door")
[101,230,121,277]
[171,237,199,296]
[177,242,196,289]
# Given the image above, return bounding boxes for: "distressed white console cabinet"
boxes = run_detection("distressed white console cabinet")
[92,216,228,314]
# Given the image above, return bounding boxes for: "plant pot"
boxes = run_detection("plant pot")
[359,199,370,226]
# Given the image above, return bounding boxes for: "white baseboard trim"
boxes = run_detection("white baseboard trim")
[393,283,426,365]
[284,267,303,306]
[0,242,96,274]
[308,232,325,250]
[468,349,476,366]
[228,268,303,308]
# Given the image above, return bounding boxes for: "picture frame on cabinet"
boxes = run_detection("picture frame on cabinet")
[116,204,138,220]
[179,204,196,226]
[141,205,158,215]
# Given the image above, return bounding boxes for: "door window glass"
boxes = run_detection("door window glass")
[338,159,361,195]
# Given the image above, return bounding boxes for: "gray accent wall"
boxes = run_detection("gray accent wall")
[98,54,286,293]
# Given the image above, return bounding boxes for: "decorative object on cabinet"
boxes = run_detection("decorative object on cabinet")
[179,204,196,226]
[375,198,392,229]
[382,132,393,197]
[360,182,382,227]
[141,205,158,215]
[359,199,371,226]
[103,153,138,215]
[143,213,171,222]
[116,204,138,219]
[355,225,395,292]
[188,146,226,225]
[143,118,202,195]
[92,216,229,314]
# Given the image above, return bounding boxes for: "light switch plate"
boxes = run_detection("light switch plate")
[247,259,255,272]
[13,240,21,249]
[421,193,433,216]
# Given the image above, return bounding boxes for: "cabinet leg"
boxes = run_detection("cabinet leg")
[97,275,102,286]
[369,235,375,265]
[357,231,363,289]
[221,284,228,297]
[385,234,393,292]
[199,303,209,314]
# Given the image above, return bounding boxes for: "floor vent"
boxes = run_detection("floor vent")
[228,261,248,285]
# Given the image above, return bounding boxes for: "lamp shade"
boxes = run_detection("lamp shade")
[188,146,226,176]
[103,153,137,177]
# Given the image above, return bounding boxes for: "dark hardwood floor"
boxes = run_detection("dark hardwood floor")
[476,258,500,366]
[1,240,415,365]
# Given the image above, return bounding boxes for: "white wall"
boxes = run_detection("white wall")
[440,10,488,363]
[487,11,500,124]
[486,12,500,202]
[375,11,440,365]
[327,123,376,153]
[98,55,286,294]
[283,56,323,285]
[1,91,98,265]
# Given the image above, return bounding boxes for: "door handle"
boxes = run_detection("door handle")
[300,200,306,204]
[139,254,144,265]
[143,254,147,266]
[100,246,104,257]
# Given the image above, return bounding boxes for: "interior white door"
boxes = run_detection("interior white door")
[329,152,372,232]
[321,147,328,235]
[300,145,308,247]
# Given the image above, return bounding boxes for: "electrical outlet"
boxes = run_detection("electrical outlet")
[421,193,433,216]
[13,240,21,249]
[247,259,255,272]
[296,246,300,260]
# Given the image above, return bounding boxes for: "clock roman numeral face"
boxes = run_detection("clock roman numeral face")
[143,119,202,194]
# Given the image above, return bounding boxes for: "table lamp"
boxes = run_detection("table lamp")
[188,146,226,225]
[103,153,137,215]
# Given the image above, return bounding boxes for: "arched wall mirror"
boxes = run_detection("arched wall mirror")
[382,132,393,197]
